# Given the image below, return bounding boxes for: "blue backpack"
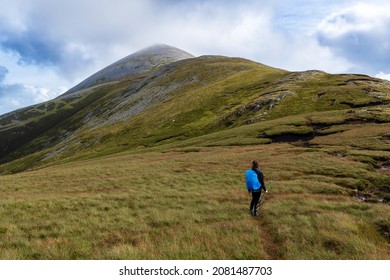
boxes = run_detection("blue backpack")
[245,169,261,191]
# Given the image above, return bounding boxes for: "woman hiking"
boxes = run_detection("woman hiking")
[245,160,267,216]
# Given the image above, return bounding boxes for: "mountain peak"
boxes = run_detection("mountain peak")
[64,44,194,95]
[130,44,194,58]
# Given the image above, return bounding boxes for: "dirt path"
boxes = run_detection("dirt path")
[255,193,283,259]
[257,218,283,259]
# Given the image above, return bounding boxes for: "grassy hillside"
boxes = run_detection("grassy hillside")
[2,55,389,175]
[0,107,389,259]
[0,50,389,259]
[0,56,287,173]
[0,115,390,259]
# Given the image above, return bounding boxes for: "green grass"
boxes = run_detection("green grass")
[0,147,264,259]
[0,139,389,259]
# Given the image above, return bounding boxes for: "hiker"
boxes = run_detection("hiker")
[245,160,267,216]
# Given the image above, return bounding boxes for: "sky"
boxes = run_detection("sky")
[1,0,390,115]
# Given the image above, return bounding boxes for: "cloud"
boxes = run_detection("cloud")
[1,30,63,66]
[1,1,388,75]
[0,55,65,115]
[0,66,8,82]
[0,0,389,115]
[0,0,157,80]
[375,72,390,81]
[0,27,95,81]
[316,3,390,74]
[121,1,352,73]
[0,82,64,115]
[0,0,360,79]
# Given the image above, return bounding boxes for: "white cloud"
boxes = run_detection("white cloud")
[9,98,21,107]
[375,72,390,81]
[318,3,390,37]
[0,51,66,114]
[0,1,365,77]
[1,0,353,78]
[316,3,390,74]
[139,3,352,74]
[23,84,65,103]
[0,83,63,115]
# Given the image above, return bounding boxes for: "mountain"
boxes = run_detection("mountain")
[63,44,195,95]
[0,44,195,167]
[0,44,389,260]
[0,44,389,173]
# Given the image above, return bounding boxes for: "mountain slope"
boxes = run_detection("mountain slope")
[1,46,390,173]
[0,45,194,166]
[0,45,389,260]
[0,53,286,169]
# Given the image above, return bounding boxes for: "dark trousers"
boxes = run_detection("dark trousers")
[250,191,261,213]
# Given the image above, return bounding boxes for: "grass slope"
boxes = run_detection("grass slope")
[0,108,389,259]
[0,55,390,260]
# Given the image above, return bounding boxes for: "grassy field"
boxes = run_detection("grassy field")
[0,135,389,259]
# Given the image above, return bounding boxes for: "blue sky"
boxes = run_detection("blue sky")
[1,0,390,115]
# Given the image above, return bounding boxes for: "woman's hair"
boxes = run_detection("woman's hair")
[252,160,259,169]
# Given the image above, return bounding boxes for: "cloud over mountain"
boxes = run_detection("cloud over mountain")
[317,3,390,75]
